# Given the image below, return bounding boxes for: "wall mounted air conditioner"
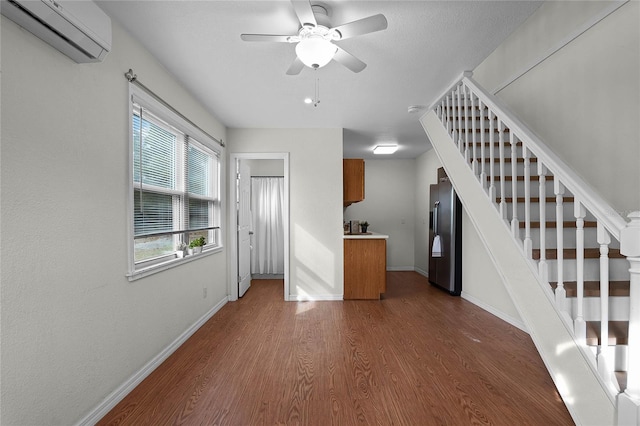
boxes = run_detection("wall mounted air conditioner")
[1,0,111,63]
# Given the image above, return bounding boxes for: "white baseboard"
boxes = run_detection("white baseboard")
[386,266,415,271]
[414,267,428,278]
[76,296,229,426]
[461,291,528,333]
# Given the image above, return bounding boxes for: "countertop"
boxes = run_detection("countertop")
[343,232,389,240]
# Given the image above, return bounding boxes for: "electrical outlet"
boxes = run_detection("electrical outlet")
[203,287,207,298]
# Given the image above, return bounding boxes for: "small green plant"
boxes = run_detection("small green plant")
[361,221,369,227]
[189,236,206,248]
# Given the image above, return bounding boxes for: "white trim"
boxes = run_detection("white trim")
[490,0,628,95]
[414,267,428,278]
[289,294,344,301]
[75,296,229,426]
[131,88,222,155]
[126,247,223,281]
[228,153,290,302]
[127,85,225,280]
[461,291,528,333]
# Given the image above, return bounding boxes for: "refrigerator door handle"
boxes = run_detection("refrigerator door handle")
[433,201,440,234]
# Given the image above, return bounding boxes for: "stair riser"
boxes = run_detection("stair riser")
[545,258,630,282]
[505,203,592,222]
[519,227,600,249]
[569,297,629,322]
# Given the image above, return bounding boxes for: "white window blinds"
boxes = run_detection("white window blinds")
[129,89,221,271]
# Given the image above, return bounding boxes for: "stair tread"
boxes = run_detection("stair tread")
[586,321,629,346]
[487,175,553,181]
[499,197,575,203]
[479,157,538,163]
[549,281,630,297]
[519,221,597,228]
[532,248,623,259]
[463,142,520,147]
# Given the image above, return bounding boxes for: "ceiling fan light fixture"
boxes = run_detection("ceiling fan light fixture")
[295,37,337,69]
[373,145,398,155]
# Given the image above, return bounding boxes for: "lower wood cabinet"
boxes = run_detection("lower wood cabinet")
[344,238,387,300]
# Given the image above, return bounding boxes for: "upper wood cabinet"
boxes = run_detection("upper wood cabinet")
[343,159,365,207]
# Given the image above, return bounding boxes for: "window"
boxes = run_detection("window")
[127,86,222,279]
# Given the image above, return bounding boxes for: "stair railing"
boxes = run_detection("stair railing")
[428,75,639,417]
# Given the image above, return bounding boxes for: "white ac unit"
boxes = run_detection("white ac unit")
[1,0,111,63]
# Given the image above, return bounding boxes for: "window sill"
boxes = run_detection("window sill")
[126,246,223,282]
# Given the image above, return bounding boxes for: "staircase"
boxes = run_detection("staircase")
[421,75,640,425]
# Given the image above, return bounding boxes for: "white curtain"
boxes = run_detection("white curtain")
[251,177,285,274]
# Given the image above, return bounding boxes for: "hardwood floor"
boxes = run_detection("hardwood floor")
[98,272,573,425]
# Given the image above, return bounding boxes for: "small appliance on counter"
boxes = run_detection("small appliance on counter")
[344,220,370,234]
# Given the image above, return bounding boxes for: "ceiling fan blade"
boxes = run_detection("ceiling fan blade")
[286,57,305,75]
[333,46,366,73]
[291,0,316,28]
[241,34,292,42]
[332,14,388,40]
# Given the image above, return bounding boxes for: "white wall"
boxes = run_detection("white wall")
[1,18,228,425]
[246,159,284,176]
[474,0,640,214]
[344,159,416,269]
[460,210,524,328]
[414,149,522,326]
[228,128,344,300]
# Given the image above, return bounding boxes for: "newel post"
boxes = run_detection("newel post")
[618,211,640,425]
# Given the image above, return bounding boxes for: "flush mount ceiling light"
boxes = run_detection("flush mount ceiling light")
[373,145,398,155]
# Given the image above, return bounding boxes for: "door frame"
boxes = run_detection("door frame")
[227,152,290,301]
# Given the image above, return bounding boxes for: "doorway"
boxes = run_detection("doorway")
[228,153,290,301]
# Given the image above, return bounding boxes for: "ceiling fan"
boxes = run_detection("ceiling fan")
[241,1,388,75]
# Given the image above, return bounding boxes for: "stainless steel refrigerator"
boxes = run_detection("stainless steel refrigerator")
[428,170,462,295]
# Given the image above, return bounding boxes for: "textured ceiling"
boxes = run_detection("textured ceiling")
[98,1,542,159]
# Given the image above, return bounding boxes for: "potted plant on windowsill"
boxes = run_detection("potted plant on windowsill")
[176,242,188,258]
[188,236,206,255]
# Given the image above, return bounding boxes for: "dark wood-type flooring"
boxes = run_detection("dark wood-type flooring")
[98,272,573,425]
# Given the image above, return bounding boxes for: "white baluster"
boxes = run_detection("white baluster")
[498,120,506,220]
[488,110,496,202]
[596,223,613,391]
[479,101,487,189]
[574,201,586,344]
[463,85,470,163]
[510,132,519,237]
[618,211,640,425]
[446,93,453,137]
[538,163,548,283]
[456,85,463,153]
[471,92,478,176]
[523,147,532,258]
[554,181,566,310]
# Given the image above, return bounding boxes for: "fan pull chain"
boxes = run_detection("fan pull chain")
[313,78,320,107]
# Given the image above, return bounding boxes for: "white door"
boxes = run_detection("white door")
[237,159,252,297]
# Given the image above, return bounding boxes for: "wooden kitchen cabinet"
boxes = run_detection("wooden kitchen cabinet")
[343,159,364,207]
[344,237,387,300]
